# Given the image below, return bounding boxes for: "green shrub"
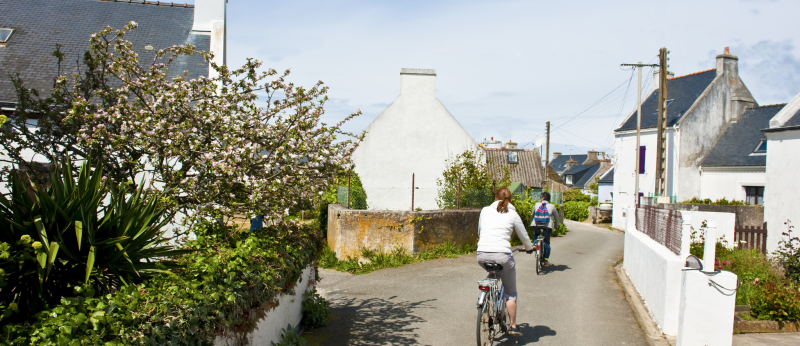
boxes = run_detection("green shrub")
[773,223,800,283]
[681,197,749,205]
[1,224,324,345]
[750,281,800,321]
[563,189,591,203]
[563,201,590,221]
[301,289,330,329]
[0,159,189,324]
[271,327,308,346]
[553,223,568,237]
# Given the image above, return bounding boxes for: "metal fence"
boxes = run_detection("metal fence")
[636,205,682,255]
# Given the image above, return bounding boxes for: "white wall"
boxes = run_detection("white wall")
[598,183,613,203]
[622,208,683,336]
[679,211,736,247]
[764,129,800,253]
[214,266,316,346]
[699,167,765,203]
[352,69,477,210]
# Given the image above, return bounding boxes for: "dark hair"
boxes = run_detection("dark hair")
[495,187,512,213]
[541,192,551,202]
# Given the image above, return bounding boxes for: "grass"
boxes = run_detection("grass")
[319,241,476,275]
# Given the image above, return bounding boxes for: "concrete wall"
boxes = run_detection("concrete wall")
[598,182,613,203]
[214,266,316,346]
[327,203,480,259]
[352,69,478,210]
[764,129,800,252]
[699,167,765,203]
[659,203,763,228]
[622,208,683,336]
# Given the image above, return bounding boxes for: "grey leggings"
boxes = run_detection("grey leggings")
[477,252,517,300]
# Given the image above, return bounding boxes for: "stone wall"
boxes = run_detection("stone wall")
[327,204,480,259]
[657,203,763,228]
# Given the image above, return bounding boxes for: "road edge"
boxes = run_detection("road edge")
[614,263,673,346]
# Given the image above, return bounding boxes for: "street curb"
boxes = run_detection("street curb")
[615,263,673,346]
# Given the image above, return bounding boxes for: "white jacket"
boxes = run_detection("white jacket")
[477,201,534,253]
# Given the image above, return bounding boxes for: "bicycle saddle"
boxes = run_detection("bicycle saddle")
[482,262,503,272]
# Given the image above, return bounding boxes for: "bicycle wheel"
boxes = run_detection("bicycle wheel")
[538,241,546,274]
[535,241,542,275]
[477,302,494,346]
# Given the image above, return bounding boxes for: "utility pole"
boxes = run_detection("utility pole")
[655,48,669,197]
[621,60,659,208]
[545,121,551,167]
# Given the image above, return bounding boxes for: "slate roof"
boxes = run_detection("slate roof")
[598,167,614,184]
[701,104,785,167]
[616,69,718,132]
[550,154,587,173]
[0,0,209,103]
[560,164,600,189]
[783,108,800,127]
[483,148,546,188]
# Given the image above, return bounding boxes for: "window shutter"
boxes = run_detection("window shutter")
[639,146,646,174]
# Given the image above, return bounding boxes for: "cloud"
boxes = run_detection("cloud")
[489,92,519,97]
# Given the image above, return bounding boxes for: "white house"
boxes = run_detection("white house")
[352,69,478,210]
[698,104,784,205]
[612,48,758,230]
[597,167,614,203]
[764,92,800,252]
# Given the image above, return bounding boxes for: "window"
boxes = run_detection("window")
[507,151,518,164]
[565,175,573,185]
[744,186,764,205]
[753,140,767,154]
[0,29,13,47]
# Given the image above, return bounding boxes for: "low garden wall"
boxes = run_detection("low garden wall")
[215,266,316,346]
[327,204,480,259]
[658,203,763,228]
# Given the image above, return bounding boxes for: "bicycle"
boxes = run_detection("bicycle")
[476,248,528,346]
[532,226,550,275]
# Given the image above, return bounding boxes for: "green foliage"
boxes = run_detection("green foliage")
[0,158,189,325]
[553,223,568,237]
[320,241,476,275]
[774,222,800,283]
[563,201,590,221]
[315,170,367,236]
[271,328,308,346]
[563,189,591,203]
[301,289,330,328]
[436,151,509,209]
[1,224,324,345]
[681,197,749,205]
[750,281,800,321]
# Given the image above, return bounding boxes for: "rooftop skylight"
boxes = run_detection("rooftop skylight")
[0,29,14,46]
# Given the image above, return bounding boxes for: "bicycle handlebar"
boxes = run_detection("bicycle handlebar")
[513,247,534,254]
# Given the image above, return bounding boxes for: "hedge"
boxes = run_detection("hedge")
[1,224,324,345]
[563,201,590,221]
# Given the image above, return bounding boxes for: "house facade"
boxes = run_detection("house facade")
[597,167,614,203]
[352,69,478,210]
[764,92,800,252]
[481,140,546,190]
[612,48,758,230]
[698,104,784,205]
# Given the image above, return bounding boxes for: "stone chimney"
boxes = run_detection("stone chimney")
[564,158,578,172]
[716,47,757,120]
[506,141,518,149]
[585,150,599,164]
[400,68,436,100]
[552,152,561,160]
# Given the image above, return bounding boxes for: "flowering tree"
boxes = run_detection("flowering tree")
[0,22,363,227]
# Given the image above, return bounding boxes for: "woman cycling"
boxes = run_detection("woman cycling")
[477,187,533,336]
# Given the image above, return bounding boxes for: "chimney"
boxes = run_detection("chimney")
[400,68,436,99]
[716,47,738,77]
[565,158,577,172]
[506,141,518,149]
[192,0,225,33]
[552,152,561,160]
[652,69,675,90]
[585,150,599,164]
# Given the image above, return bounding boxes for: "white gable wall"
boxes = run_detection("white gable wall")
[699,167,765,202]
[764,92,800,252]
[352,69,477,210]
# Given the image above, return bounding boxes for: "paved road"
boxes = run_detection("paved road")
[306,220,648,345]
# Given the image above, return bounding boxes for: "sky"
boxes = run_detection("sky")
[183,0,800,158]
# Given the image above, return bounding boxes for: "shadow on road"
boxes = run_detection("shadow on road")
[304,295,435,346]
[545,264,571,272]
[494,323,557,345]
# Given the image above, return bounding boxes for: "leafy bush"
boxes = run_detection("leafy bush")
[301,289,330,328]
[681,197,749,205]
[1,224,324,345]
[563,201,590,221]
[271,327,308,346]
[750,281,800,321]
[0,159,188,324]
[563,189,591,203]
[553,223,568,237]
[436,150,509,209]
[773,222,800,282]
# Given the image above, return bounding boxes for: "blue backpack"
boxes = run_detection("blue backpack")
[533,203,551,225]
